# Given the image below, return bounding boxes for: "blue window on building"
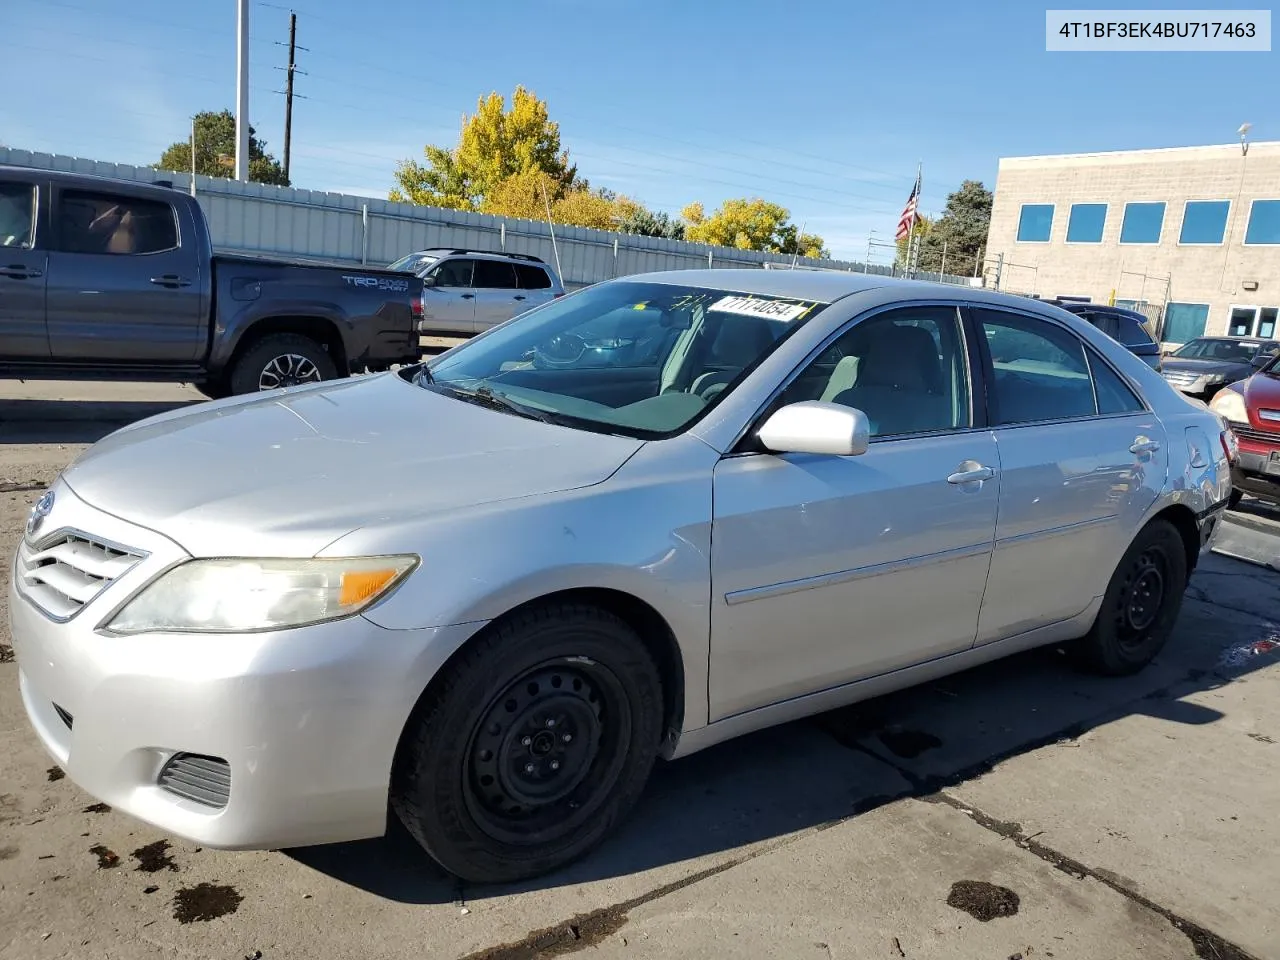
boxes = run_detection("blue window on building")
[1162,302,1210,344]
[1016,204,1054,242]
[1066,203,1107,243]
[1120,202,1166,244]
[1245,199,1280,244]
[1179,201,1230,244]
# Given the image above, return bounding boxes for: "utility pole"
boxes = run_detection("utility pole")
[235,0,249,181]
[275,11,308,184]
[283,12,297,181]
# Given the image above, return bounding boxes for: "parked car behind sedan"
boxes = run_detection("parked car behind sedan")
[1210,351,1280,507]
[1160,336,1280,400]
[387,247,565,337]
[1042,300,1163,371]
[9,271,1232,885]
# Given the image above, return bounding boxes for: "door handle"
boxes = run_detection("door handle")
[947,461,995,484]
[0,265,41,279]
[460,293,475,300]
[1130,437,1161,455]
[150,275,192,288]
[513,294,527,301]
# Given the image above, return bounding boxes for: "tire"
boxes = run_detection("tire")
[390,603,664,884]
[195,378,231,401]
[227,333,339,395]
[1072,519,1188,676]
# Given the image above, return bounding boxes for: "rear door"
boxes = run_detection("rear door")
[0,175,49,358]
[515,262,557,312]
[420,257,476,335]
[45,186,204,361]
[970,306,1166,644]
[471,258,523,331]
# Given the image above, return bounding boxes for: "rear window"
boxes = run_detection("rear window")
[516,263,552,289]
[1116,317,1154,346]
[474,259,519,289]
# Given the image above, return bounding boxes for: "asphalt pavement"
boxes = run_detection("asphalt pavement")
[2,379,1278,960]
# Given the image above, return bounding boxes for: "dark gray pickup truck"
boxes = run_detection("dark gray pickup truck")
[0,166,424,397]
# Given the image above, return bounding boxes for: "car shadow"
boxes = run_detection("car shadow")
[0,398,200,444]
[286,553,1280,903]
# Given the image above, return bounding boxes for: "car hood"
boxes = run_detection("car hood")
[1161,357,1249,377]
[60,374,644,557]
[1243,371,1280,411]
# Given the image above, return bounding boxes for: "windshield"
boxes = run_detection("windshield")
[387,252,438,275]
[414,279,827,438]
[1172,338,1259,362]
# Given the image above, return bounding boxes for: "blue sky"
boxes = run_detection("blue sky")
[2,0,1274,260]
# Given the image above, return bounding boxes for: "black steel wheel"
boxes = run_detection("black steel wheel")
[391,603,664,884]
[1072,518,1188,676]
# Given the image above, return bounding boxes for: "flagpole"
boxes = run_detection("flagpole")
[905,160,921,276]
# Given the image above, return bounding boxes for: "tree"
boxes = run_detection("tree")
[900,180,992,275]
[391,87,577,210]
[156,110,289,186]
[681,198,827,257]
[613,198,686,240]
[895,213,934,268]
[478,169,623,230]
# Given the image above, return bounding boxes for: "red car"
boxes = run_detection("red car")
[1210,352,1280,507]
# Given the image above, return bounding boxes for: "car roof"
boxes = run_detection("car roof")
[411,247,548,266]
[619,268,1064,312]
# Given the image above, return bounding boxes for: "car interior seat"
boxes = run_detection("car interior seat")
[689,316,777,401]
[830,323,947,436]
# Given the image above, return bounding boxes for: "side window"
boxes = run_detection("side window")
[0,182,36,249]
[57,190,178,256]
[1082,312,1117,338]
[1116,317,1154,346]
[431,258,474,288]
[978,309,1096,425]
[474,259,519,289]
[515,263,552,290]
[809,306,971,439]
[1090,351,1145,415]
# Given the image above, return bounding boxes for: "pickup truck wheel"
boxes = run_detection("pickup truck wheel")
[390,604,663,884]
[229,333,338,395]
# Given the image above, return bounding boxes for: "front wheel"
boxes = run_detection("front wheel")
[227,333,339,395]
[1071,518,1188,676]
[391,604,663,884]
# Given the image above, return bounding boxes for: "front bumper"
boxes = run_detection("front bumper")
[8,483,481,850]
[1232,450,1280,505]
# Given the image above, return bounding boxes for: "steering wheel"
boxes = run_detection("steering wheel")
[532,332,588,369]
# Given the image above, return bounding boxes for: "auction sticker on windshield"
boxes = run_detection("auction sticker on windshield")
[711,296,814,322]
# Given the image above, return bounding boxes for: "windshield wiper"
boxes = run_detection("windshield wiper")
[434,383,564,425]
[414,364,436,386]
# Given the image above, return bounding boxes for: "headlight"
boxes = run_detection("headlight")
[1209,389,1248,424]
[106,555,419,635]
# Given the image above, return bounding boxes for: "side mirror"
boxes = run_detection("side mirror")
[422,275,438,288]
[757,401,870,457]
[1251,353,1270,368]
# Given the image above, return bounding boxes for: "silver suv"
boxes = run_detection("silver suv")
[387,248,564,336]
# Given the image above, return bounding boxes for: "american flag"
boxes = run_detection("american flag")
[896,172,921,241]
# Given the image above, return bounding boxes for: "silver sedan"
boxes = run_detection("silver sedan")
[9,270,1234,883]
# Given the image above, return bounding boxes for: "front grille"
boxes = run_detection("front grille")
[16,533,143,620]
[1162,370,1199,387]
[1234,423,1280,444]
[158,753,231,809]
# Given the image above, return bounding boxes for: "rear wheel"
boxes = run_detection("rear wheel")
[391,604,663,883]
[227,333,338,395]
[1072,519,1188,676]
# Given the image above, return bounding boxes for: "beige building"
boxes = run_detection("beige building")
[985,141,1280,345]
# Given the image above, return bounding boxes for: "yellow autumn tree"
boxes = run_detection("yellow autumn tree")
[682,198,827,258]
[390,86,577,210]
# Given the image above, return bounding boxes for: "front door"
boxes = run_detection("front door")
[45,187,204,362]
[971,306,1167,643]
[0,177,49,358]
[709,304,999,721]
[421,257,477,335]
